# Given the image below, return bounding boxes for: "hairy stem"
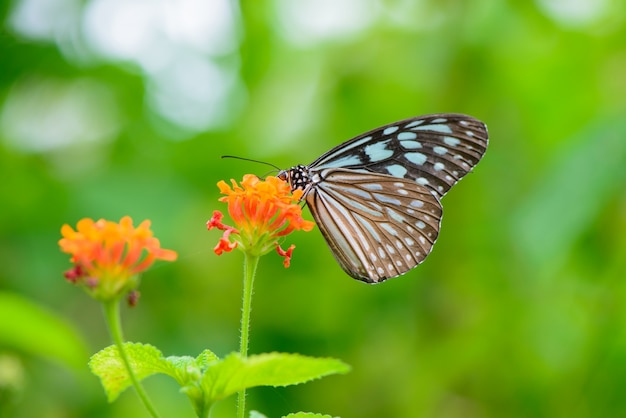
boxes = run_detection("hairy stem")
[103,299,161,418]
[237,253,260,418]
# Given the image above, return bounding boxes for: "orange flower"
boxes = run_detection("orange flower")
[207,175,314,267]
[59,216,177,302]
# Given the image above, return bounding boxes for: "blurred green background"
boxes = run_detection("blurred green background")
[1,0,625,417]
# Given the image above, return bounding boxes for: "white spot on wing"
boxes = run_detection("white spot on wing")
[397,132,417,140]
[412,124,453,134]
[362,183,383,191]
[434,162,445,171]
[319,154,362,168]
[374,194,401,205]
[384,126,399,135]
[386,164,408,178]
[365,141,393,162]
[406,152,427,165]
[381,223,399,237]
[405,120,424,128]
[386,208,407,223]
[401,140,422,149]
[444,136,461,146]
[433,146,448,155]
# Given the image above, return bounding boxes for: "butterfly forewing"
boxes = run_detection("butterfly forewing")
[310,114,488,198]
[305,168,442,283]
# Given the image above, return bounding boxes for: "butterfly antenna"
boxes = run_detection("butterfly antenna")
[221,155,281,171]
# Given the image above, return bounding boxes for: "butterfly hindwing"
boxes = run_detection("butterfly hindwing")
[305,168,442,283]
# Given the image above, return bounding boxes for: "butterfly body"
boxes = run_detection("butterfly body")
[278,114,488,283]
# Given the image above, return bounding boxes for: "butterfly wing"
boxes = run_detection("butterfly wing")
[310,114,488,198]
[305,168,443,283]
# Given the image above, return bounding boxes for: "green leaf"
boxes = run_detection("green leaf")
[166,349,220,387]
[0,291,89,369]
[89,346,348,414]
[201,352,350,401]
[89,342,175,402]
[283,413,340,418]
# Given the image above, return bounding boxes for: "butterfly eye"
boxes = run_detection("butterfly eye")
[283,114,488,283]
[277,170,289,183]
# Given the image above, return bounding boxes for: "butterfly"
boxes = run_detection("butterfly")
[277,113,488,284]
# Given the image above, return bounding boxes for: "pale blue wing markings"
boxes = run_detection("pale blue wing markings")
[353,213,381,242]
[383,126,399,135]
[302,168,446,282]
[311,114,487,199]
[308,188,372,278]
[317,154,363,168]
[328,184,372,200]
[443,136,461,146]
[361,183,383,191]
[397,132,417,140]
[401,140,423,149]
[312,136,372,167]
[385,207,407,224]
[405,152,427,165]
[324,185,384,218]
[364,140,394,162]
[405,119,425,128]
[411,124,453,134]
[381,222,400,237]
[433,146,448,155]
[386,164,408,178]
[372,193,402,206]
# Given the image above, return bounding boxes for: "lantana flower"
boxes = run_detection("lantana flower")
[59,216,177,302]
[207,174,314,267]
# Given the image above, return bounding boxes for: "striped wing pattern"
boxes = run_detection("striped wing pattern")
[280,113,488,283]
[306,169,442,282]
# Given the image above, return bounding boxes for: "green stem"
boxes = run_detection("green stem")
[237,253,260,418]
[103,299,161,418]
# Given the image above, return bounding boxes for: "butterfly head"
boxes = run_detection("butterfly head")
[278,165,311,196]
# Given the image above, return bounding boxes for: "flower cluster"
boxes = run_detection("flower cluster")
[59,216,177,302]
[207,175,314,267]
